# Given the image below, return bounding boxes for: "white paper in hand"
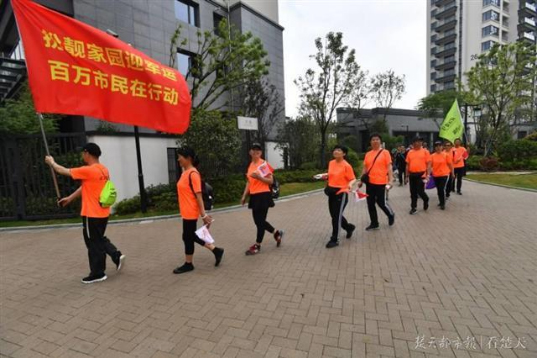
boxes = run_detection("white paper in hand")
[257,162,271,178]
[195,225,214,244]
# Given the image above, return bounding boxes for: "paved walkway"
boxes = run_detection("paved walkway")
[1,181,536,358]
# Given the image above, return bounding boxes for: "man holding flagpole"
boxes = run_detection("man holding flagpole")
[45,143,125,284]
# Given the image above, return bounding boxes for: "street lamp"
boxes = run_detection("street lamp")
[106,29,148,213]
[461,102,482,146]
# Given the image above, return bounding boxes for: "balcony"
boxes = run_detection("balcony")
[526,2,537,14]
[434,16,457,32]
[435,70,457,83]
[435,58,457,70]
[433,0,455,7]
[435,3,457,19]
[435,43,457,57]
[435,29,457,44]
[523,31,536,41]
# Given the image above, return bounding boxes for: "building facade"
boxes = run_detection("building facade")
[426,0,537,94]
[337,108,444,152]
[0,0,285,203]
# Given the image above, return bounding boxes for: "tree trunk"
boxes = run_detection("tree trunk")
[320,131,327,169]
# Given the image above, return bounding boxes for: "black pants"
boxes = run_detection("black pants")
[433,176,449,206]
[328,192,351,241]
[452,167,464,193]
[252,207,275,244]
[183,219,206,255]
[366,184,394,226]
[397,166,406,185]
[409,173,429,210]
[82,216,119,276]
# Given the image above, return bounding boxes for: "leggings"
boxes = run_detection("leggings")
[366,184,394,226]
[252,207,275,244]
[433,176,449,206]
[182,219,206,255]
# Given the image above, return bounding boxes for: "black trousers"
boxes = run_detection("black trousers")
[82,216,119,276]
[183,219,206,255]
[409,173,429,210]
[328,192,351,241]
[452,167,464,193]
[397,166,406,185]
[433,176,449,206]
[366,184,394,226]
[252,207,275,244]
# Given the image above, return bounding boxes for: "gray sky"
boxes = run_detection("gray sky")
[279,0,426,118]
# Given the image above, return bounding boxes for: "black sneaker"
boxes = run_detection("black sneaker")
[173,263,194,274]
[440,204,445,210]
[325,240,339,249]
[388,214,395,226]
[409,208,417,215]
[81,273,107,284]
[457,192,462,195]
[274,230,284,247]
[346,224,356,239]
[423,200,429,211]
[365,224,379,231]
[213,247,224,267]
[112,252,126,271]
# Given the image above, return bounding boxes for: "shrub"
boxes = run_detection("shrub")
[346,149,360,169]
[524,131,537,141]
[211,178,245,204]
[465,155,483,171]
[300,162,317,170]
[497,140,537,162]
[115,196,141,215]
[479,157,499,171]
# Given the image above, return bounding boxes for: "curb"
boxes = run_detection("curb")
[0,189,324,233]
[465,178,537,193]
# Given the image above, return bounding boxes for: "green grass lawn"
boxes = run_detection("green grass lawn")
[466,173,537,190]
[1,181,325,228]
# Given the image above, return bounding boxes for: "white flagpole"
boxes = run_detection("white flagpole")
[37,112,61,199]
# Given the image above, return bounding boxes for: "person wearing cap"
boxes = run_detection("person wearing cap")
[319,145,357,248]
[452,138,468,195]
[45,143,125,284]
[404,137,432,215]
[173,146,224,274]
[241,143,284,255]
[431,141,454,210]
[358,133,395,231]
[394,145,407,186]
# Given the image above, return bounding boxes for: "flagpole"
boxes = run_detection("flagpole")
[37,112,61,199]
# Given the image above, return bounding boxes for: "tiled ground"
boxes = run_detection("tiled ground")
[1,181,536,358]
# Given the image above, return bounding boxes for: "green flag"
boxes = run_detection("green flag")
[439,99,464,143]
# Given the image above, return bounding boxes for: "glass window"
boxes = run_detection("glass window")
[482,25,499,37]
[175,0,199,27]
[214,13,225,36]
[483,0,500,7]
[176,52,190,75]
[482,10,500,22]
[481,40,495,51]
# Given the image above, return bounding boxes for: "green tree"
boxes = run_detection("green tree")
[0,83,60,135]
[277,116,319,169]
[238,78,284,148]
[370,69,406,122]
[465,42,537,155]
[179,110,242,179]
[417,90,465,119]
[295,32,368,168]
[169,20,269,111]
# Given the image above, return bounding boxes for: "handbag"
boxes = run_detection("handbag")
[360,149,384,184]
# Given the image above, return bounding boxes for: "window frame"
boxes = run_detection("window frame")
[175,0,200,27]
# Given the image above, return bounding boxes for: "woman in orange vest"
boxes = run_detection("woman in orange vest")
[405,137,431,215]
[452,138,468,195]
[241,143,284,255]
[173,147,224,274]
[431,141,454,210]
[318,145,357,248]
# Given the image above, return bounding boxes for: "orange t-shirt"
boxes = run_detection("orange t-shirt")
[364,149,392,185]
[177,167,202,220]
[328,159,356,188]
[70,163,110,218]
[405,148,431,173]
[453,147,467,168]
[247,160,274,195]
[431,152,452,177]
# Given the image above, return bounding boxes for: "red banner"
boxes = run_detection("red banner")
[11,0,191,134]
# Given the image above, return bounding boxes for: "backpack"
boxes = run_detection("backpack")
[189,171,214,211]
[98,168,117,208]
[270,177,280,199]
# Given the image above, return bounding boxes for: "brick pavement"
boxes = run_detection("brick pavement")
[1,181,536,358]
